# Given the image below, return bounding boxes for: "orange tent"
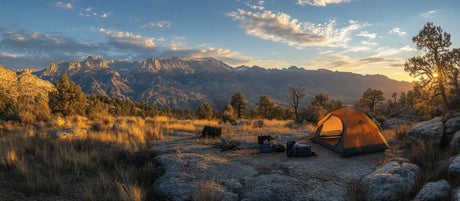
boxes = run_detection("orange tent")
[311,106,389,157]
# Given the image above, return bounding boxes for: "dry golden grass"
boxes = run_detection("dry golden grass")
[381,124,413,140]
[191,180,224,201]
[0,115,314,200]
[0,115,165,200]
[347,179,365,201]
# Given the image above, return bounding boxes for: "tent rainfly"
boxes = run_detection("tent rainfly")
[311,106,390,157]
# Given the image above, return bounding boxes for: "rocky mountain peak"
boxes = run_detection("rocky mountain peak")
[81,56,111,69]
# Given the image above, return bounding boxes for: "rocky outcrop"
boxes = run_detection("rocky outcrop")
[413,180,451,201]
[449,130,460,149]
[445,117,460,134]
[453,187,460,201]
[448,155,460,176]
[409,117,444,145]
[361,158,422,201]
[0,65,55,100]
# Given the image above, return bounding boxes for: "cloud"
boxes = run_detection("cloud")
[172,35,186,40]
[360,40,378,46]
[389,27,406,36]
[100,13,110,18]
[97,28,157,51]
[244,2,264,10]
[356,31,376,39]
[140,21,171,29]
[55,2,73,9]
[0,27,258,69]
[227,9,366,48]
[0,51,18,58]
[0,30,94,53]
[421,10,436,18]
[374,45,416,57]
[319,50,334,54]
[78,6,110,18]
[297,0,352,7]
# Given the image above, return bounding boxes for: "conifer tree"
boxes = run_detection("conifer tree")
[197,102,213,120]
[49,75,87,116]
[230,91,248,119]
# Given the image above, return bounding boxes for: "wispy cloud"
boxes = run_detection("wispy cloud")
[421,10,436,18]
[374,45,416,57]
[97,28,157,50]
[319,50,334,54]
[360,40,378,46]
[78,6,110,18]
[244,2,264,10]
[297,0,352,7]
[100,12,110,18]
[389,27,406,36]
[356,31,376,39]
[140,21,171,29]
[55,2,73,9]
[227,9,367,48]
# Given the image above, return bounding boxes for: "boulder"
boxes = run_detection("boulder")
[445,117,460,134]
[449,130,460,149]
[453,187,460,201]
[413,180,450,201]
[448,154,460,176]
[409,117,444,145]
[453,112,460,118]
[361,158,422,201]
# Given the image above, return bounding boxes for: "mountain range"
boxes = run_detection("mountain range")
[7,56,413,110]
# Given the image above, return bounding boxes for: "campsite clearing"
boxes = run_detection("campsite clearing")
[152,129,390,201]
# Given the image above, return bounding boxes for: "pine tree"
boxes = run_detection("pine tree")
[48,75,87,116]
[197,102,213,120]
[222,104,235,123]
[258,95,275,119]
[230,91,248,119]
[405,22,456,114]
[359,88,385,113]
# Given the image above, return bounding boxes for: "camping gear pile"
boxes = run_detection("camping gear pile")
[217,139,238,151]
[257,135,274,153]
[257,135,315,157]
[257,135,286,153]
[286,141,316,157]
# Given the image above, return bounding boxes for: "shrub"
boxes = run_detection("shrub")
[191,180,224,201]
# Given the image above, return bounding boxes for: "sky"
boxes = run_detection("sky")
[0,0,459,81]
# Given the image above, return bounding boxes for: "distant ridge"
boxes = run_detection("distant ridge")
[26,56,413,109]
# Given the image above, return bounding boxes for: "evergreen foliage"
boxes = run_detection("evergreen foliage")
[48,75,86,116]
[359,88,385,113]
[230,91,248,119]
[197,102,213,120]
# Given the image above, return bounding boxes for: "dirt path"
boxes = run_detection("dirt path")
[152,130,387,201]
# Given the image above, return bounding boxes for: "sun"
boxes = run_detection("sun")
[433,73,438,77]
